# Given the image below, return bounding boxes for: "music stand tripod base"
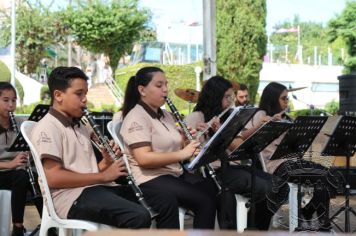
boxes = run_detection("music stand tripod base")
[321,115,356,233]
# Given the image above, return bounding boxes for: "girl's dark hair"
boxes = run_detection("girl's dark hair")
[259,82,287,116]
[47,66,88,105]
[0,82,17,97]
[122,66,164,118]
[194,75,232,122]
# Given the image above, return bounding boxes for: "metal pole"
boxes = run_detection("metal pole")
[202,0,217,81]
[67,0,72,66]
[10,0,16,87]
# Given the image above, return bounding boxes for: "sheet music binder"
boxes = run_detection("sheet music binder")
[187,106,258,170]
[7,104,50,152]
[270,116,328,160]
[228,120,293,161]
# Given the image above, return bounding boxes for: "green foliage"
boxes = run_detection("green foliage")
[40,85,51,102]
[0,4,69,73]
[289,108,326,117]
[216,0,267,104]
[0,61,24,103]
[89,103,120,113]
[15,101,46,114]
[115,62,203,112]
[0,61,11,81]
[270,17,345,65]
[324,99,339,115]
[65,0,150,71]
[138,29,157,43]
[328,1,356,73]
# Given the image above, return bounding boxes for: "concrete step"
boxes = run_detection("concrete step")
[87,83,117,108]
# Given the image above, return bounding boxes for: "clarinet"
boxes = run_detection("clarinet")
[9,112,41,199]
[82,108,158,219]
[165,97,222,193]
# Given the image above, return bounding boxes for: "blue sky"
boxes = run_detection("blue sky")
[266,0,350,34]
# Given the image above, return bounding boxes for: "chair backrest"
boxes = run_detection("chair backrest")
[107,121,124,151]
[106,121,132,174]
[20,121,66,223]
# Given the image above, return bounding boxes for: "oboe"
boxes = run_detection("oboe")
[9,112,41,199]
[165,97,222,193]
[82,109,158,219]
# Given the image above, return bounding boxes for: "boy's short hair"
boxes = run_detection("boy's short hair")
[0,81,16,97]
[48,67,88,103]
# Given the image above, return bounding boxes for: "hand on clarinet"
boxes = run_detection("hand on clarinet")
[181,126,198,144]
[179,140,201,160]
[10,152,28,169]
[101,140,123,163]
[102,158,128,182]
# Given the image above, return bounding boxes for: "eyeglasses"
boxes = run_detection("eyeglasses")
[280,96,289,101]
[224,94,235,103]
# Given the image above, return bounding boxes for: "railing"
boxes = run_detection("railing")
[105,77,124,106]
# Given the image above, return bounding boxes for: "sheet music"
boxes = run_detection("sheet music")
[187,107,242,169]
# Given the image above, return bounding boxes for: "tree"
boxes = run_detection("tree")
[65,0,150,71]
[270,16,346,65]
[216,0,267,103]
[328,1,356,73]
[0,3,68,73]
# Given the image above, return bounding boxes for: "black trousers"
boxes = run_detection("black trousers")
[272,159,344,225]
[216,165,275,230]
[139,172,217,229]
[67,185,151,228]
[0,169,42,224]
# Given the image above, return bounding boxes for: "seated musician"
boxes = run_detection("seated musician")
[30,66,151,228]
[0,82,44,236]
[119,66,218,229]
[185,76,276,230]
[240,82,343,231]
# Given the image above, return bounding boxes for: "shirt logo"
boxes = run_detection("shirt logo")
[128,122,143,133]
[37,132,52,144]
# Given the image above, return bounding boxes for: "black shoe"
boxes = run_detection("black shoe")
[301,207,314,221]
[318,221,332,232]
[11,225,26,236]
[48,227,58,236]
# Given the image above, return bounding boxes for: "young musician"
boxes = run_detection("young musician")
[241,82,342,231]
[120,66,217,229]
[185,76,275,230]
[0,82,43,236]
[30,67,151,228]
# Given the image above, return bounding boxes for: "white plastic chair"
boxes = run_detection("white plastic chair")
[235,194,249,232]
[107,120,187,230]
[21,121,102,236]
[0,190,11,236]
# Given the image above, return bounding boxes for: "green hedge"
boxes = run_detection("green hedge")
[289,109,328,117]
[115,62,203,114]
[0,61,24,103]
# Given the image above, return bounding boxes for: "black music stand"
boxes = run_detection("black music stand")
[321,115,356,233]
[228,120,293,228]
[7,104,49,236]
[7,104,50,152]
[187,106,258,229]
[187,107,257,170]
[270,116,328,231]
